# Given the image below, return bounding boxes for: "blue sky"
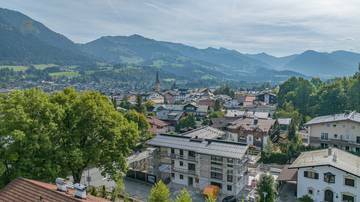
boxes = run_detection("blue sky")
[1,0,360,56]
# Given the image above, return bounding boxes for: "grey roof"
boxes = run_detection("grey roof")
[181,126,225,139]
[289,148,360,177]
[278,118,292,125]
[305,111,360,125]
[225,110,269,119]
[147,134,248,159]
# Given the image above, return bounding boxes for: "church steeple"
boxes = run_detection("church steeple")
[154,71,160,92]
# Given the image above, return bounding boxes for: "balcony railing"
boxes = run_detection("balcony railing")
[171,166,196,175]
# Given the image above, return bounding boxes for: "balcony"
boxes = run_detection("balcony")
[171,166,196,175]
[160,153,198,162]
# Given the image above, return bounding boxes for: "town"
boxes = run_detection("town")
[1,69,360,202]
[1,2,360,202]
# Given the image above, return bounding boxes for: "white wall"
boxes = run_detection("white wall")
[297,166,359,202]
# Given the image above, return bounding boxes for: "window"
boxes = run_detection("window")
[179,149,184,156]
[171,173,175,178]
[227,164,233,168]
[334,134,338,139]
[345,178,355,187]
[227,185,232,191]
[227,158,234,164]
[321,133,329,140]
[304,171,319,179]
[356,147,360,153]
[345,146,350,151]
[342,194,354,202]
[333,124,337,127]
[171,160,174,165]
[188,163,195,171]
[179,161,183,166]
[211,156,223,162]
[308,188,314,195]
[324,172,335,183]
[171,148,175,154]
[227,170,233,182]
[180,174,183,180]
[188,151,195,157]
[334,144,338,148]
[357,137,360,144]
[211,172,223,180]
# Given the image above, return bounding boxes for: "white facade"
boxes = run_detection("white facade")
[167,148,248,196]
[297,166,359,202]
[307,120,360,152]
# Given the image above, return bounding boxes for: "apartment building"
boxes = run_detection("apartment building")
[305,111,360,153]
[147,127,249,196]
[289,148,360,202]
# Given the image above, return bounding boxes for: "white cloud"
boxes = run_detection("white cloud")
[0,0,360,55]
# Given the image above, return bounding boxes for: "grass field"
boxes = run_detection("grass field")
[49,71,79,78]
[0,65,28,71]
[34,64,57,70]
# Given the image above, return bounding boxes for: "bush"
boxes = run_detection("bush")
[261,152,289,164]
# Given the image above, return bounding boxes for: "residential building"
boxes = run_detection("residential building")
[227,117,279,150]
[148,116,172,134]
[147,127,249,196]
[255,92,277,105]
[145,92,165,104]
[225,110,270,119]
[0,178,108,202]
[305,111,360,153]
[289,148,360,202]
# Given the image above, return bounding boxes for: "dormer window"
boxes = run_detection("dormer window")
[324,172,335,183]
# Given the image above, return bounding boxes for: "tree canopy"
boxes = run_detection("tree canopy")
[257,174,277,202]
[0,88,140,187]
[148,180,171,202]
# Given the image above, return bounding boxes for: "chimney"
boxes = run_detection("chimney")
[328,147,332,156]
[55,178,67,192]
[74,183,87,199]
[333,152,337,162]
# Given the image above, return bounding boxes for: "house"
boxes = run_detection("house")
[278,118,292,131]
[227,117,279,150]
[225,110,270,119]
[197,98,215,108]
[210,117,239,130]
[256,92,277,105]
[305,111,360,153]
[156,110,184,126]
[0,178,108,202]
[163,91,178,104]
[144,92,165,104]
[153,103,209,120]
[289,148,360,202]
[243,95,256,107]
[148,116,172,134]
[147,127,249,196]
[223,99,241,109]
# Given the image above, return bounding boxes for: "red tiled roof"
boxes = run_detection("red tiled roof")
[0,178,109,202]
[147,116,170,127]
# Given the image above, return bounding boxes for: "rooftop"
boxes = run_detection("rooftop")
[225,110,270,119]
[181,126,225,139]
[289,148,360,177]
[0,178,108,202]
[147,133,248,159]
[305,111,360,125]
[227,117,276,132]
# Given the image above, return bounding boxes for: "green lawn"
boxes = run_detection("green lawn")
[34,64,57,70]
[0,65,28,71]
[49,71,79,78]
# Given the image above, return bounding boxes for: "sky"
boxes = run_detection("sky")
[1,0,360,56]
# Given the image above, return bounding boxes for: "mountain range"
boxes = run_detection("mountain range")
[0,7,359,82]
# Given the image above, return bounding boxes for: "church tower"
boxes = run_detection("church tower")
[154,71,160,92]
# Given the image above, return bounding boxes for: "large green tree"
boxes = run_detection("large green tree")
[51,88,139,183]
[0,89,63,186]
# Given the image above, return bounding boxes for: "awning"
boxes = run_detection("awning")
[203,185,220,199]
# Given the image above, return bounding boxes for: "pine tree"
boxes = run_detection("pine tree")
[148,181,170,202]
[175,188,192,202]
